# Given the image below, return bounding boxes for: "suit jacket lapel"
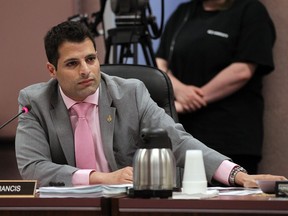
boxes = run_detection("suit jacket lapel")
[49,78,118,170]
[50,86,75,166]
[99,79,118,171]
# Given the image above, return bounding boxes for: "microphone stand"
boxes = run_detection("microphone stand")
[0,105,31,130]
[0,111,24,130]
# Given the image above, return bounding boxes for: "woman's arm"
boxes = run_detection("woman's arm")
[157,58,257,112]
[201,62,256,103]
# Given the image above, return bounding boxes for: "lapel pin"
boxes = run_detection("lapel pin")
[107,115,112,123]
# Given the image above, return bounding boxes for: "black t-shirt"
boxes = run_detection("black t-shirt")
[156,0,275,156]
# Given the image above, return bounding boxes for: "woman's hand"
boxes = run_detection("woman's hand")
[173,82,207,112]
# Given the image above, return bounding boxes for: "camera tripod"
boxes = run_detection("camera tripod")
[104,25,157,66]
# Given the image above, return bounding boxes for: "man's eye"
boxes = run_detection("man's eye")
[86,56,96,63]
[66,61,78,67]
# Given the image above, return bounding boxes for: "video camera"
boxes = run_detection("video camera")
[68,0,164,66]
[111,0,160,38]
[68,0,162,39]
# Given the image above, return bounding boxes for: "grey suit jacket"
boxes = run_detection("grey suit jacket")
[15,72,229,187]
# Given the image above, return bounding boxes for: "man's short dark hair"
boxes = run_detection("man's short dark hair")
[44,21,96,68]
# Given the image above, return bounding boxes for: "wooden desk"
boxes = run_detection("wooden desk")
[111,195,288,216]
[1,194,288,216]
[0,197,108,216]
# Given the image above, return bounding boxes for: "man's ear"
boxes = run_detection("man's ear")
[47,62,56,78]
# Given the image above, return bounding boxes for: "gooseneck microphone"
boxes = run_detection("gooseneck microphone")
[0,105,32,130]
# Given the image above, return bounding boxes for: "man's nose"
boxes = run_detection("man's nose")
[79,62,90,76]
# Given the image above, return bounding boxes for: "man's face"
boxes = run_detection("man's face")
[47,38,100,101]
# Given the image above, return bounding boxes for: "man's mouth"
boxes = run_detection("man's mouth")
[79,79,93,85]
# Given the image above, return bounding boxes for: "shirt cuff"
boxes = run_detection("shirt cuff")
[213,160,238,185]
[72,169,95,186]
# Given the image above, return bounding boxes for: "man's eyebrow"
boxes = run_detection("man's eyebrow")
[88,51,97,56]
[86,53,97,57]
[63,52,97,63]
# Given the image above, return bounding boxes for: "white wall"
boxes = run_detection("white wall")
[0,0,76,136]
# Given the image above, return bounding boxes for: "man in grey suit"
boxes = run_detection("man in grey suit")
[15,21,285,187]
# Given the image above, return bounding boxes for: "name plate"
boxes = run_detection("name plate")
[0,180,37,198]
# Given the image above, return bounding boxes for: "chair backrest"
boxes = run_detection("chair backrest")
[100,64,178,122]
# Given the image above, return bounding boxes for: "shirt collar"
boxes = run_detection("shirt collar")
[59,86,99,110]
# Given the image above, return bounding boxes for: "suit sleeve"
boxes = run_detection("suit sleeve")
[15,89,78,187]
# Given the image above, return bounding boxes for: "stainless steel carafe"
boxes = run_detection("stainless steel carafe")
[133,128,176,198]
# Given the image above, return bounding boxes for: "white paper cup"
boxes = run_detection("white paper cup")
[182,150,207,194]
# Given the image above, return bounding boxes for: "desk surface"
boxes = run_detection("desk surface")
[111,195,288,216]
[1,194,288,216]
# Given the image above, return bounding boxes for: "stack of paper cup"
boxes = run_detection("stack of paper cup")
[182,150,207,194]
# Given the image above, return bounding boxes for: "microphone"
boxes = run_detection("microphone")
[0,105,32,130]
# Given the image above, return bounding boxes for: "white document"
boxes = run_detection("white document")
[173,190,219,200]
[208,187,262,195]
[172,187,262,199]
[38,184,133,198]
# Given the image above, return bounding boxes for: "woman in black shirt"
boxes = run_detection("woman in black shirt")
[156,0,275,174]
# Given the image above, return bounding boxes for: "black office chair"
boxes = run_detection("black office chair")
[100,64,179,122]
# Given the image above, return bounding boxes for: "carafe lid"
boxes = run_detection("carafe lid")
[140,128,172,149]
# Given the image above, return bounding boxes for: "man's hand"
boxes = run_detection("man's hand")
[235,172,287,188]
[89,166,133,184]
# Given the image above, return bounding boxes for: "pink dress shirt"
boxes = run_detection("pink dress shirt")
[60,87,109,185]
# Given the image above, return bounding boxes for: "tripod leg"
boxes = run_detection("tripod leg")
[104,36,111,64]
[113,44,118,64]
[140,37,157,67]
[133,43,138,64]
[141,43,152,66]
[146,38,157,67]
[118,44,139,64]
[119,45,126,64]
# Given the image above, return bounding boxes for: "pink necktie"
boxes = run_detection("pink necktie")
[72,102,97,169]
